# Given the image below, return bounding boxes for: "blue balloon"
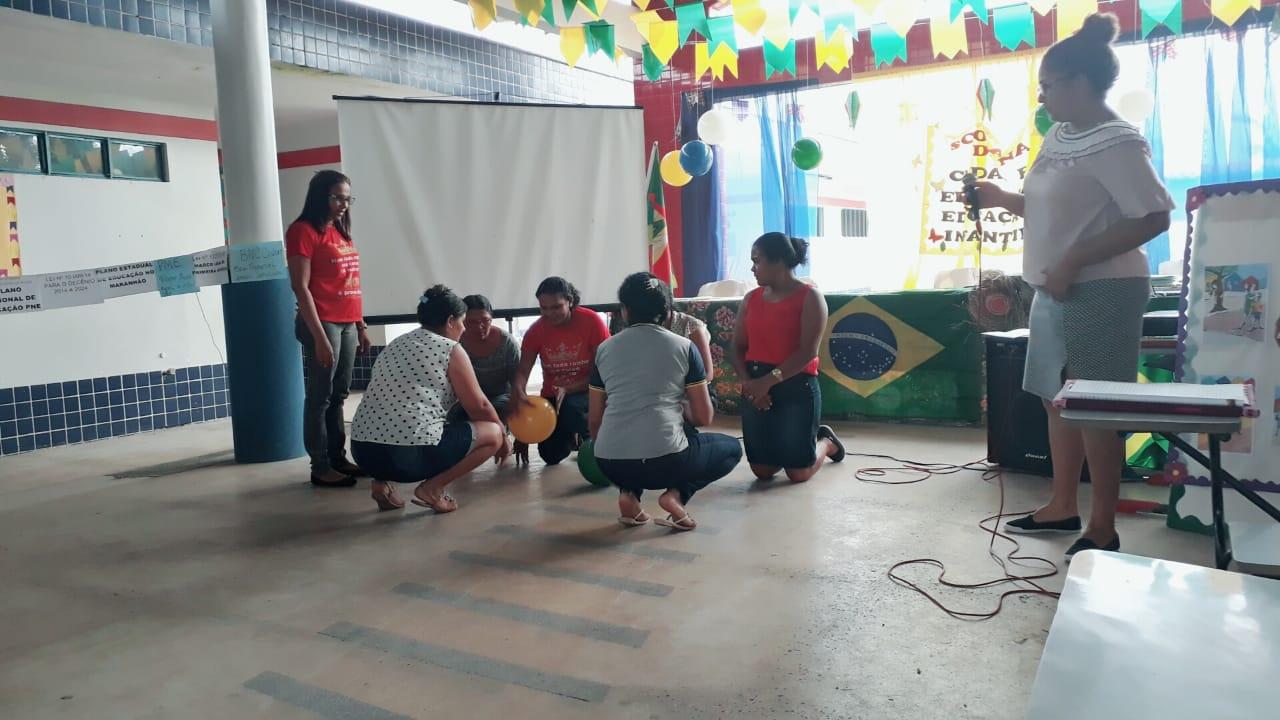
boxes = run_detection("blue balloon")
[679,141,713,177]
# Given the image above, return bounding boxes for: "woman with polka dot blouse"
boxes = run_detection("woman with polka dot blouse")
[350,286,512,513]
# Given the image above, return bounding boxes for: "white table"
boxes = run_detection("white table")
[1027,552,1280,720]
[1060,408,1280,571]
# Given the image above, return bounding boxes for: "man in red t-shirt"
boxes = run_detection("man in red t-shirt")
[512,277,610,466]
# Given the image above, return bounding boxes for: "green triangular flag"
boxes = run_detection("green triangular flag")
[674,2,710,46]
[764,40,797,78]
[845,91,861,131]
[950,0,988,24]
[870,23,907,68]
[824,10,856,40]
[706,15,737,54]
[788,0,818,23]
[585,20,615,58]
[581,0,604,16]
[561,0,578,19]
[541,0,556,27]
[992,3,1035,51]
[977,78,996,120]
[642,43,665,82]
[1139,0,1182,37]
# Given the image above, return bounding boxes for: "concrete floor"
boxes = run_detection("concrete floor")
[0,414,1212,719]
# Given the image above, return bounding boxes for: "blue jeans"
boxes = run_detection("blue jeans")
[351,423,476,483]
[597,429,743,504]
[297,317,357,475]
[741,363,820,469]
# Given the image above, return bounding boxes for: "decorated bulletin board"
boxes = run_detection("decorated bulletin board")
[1167,180,1280,534]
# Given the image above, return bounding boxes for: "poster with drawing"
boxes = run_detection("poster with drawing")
[1203,264,1268,343]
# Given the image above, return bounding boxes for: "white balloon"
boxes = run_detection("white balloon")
[1117,89,1155,124]
[697,109,737,146]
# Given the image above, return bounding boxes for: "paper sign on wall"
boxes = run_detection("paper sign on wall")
[0,277,44,314]
[193,246,229,287]
[40,269,104,310]
[154,255,199,297]
[95,262,158,298]
[229,242,288,283]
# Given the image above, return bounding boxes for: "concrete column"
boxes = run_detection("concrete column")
[212,0,304,463]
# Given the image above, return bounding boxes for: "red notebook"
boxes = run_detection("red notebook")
[1053,380,1257,418]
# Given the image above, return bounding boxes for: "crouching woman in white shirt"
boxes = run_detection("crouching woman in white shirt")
[351,285,512,513]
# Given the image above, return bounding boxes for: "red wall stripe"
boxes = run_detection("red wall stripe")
[0,96,219,141]
[277,145,342,169]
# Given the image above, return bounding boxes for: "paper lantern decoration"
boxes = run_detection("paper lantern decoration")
[845,91,861,131]
[1117,89,1156,124]
[679,141,713,177]
[977,78,996,121]
[697,108,736,145]
[660,150,692,187]
[1034,104,1054,136]
[792,138,823,170]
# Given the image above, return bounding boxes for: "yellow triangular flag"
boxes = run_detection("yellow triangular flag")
[631,10,662,43]
[815,27,852,73]
[513,0,545,26]
[649,20,680,64]
[1028,0,1056,14]
[762,1,792,49]
[852,0,881,13]
[929,14,967,59]
[884,0,923,38]
[561,27,586,67]
[1056,0,1098,40]
[633,0,661,10]
[1210,0,1261,26]
[694,42,713,80]
[468,0,498,30]
[733,0,768,35]
[710,43,739,80]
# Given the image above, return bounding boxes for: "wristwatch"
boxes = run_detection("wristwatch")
[770,368,783,382]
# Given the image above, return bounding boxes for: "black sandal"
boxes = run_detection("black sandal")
[817,425,846,463]
[331,459,369,478]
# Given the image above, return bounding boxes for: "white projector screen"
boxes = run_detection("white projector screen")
[336,98,648,319]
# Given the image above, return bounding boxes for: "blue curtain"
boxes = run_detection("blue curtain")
[1227,38,1253,182]
[757,91,816,240]
[1265,31,1280,179]
[680,93,725,294]
[1200,43,1228,184]
[1144,43,1170,273]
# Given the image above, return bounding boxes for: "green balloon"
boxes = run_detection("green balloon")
[792,138,823,171]
[1034,105,1054,136]
[577,439,611,487]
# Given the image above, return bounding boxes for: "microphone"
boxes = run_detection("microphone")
[962,172,980,221]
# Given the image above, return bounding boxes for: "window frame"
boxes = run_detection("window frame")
[107,139,169,182]
[0,126,48,176]
[45,132,110,179]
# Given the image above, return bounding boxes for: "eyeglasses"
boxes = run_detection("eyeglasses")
[329,194,355,205]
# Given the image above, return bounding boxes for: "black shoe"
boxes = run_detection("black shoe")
[1065,534,1120,563]
[817,425,846,463]
[331,459,369,478]
[1005,513,1082,535]
[310,473,358,488]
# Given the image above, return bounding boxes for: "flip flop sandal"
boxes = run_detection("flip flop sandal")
[618,511,650,527]
[411,492,457,513]
[655,514,696,532]
[372,486,405,512]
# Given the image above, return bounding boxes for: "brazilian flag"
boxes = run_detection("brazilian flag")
[819,290,981,423]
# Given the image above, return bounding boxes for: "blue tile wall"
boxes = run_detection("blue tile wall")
[0,364,230,457]
[0,0,632,105]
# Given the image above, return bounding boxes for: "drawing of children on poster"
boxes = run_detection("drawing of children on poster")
[1203,264,1269,343]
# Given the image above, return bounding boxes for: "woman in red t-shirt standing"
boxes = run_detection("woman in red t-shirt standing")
[286,170,371,487]
[511,276,611,467]
[731,232,845,483]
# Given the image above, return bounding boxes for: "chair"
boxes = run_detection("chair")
[696,279,751,298]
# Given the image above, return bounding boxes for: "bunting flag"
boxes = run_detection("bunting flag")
[1210,0,1260,26]
[1028,0,1056,12]
[468,0,498,30]
[950,0,988,23]
[823,7,856,39]
[707,15,738,54]
[633,0,667,9]
[1140,0,1182,36]
[579,0,604,19]
[699,43,739,80]
[870,22,908,66]
[852,0,881,12]
[585,20,616,57]
[732,0,769,35]
[645,144,677,290]
[764,39,797,78]
[1056,0,1098,39]
[884,0,923,37]
[930,14,968,59]
[694,42,713,80]
[648,20,680,63]
[762,2,793,49]
[560,27,587,66]
[675,2,710,45]
[815,27,853,72]
[992,3,1036,50]
[541,0,556,27]
[631,10,662,42]
[513,0,545,26]
[642,43,666,81]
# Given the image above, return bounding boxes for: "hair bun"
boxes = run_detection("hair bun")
[1076,13,1118,46]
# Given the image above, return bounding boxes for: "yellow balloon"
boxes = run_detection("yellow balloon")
[660,150,692,187]
[509,396,557,444]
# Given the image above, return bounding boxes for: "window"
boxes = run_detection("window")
[0,128,45,174]
[815,207,825,237]
[840,208,868,238]
[109,140,167,181]
[47,134,106,177]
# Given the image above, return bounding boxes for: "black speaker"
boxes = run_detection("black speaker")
[984,331,1053,476]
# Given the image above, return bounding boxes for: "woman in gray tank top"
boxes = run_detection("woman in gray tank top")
[450,295,520,422]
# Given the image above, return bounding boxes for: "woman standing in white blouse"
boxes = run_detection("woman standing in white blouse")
[970,13,1173,562]
[351,286,512,513]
